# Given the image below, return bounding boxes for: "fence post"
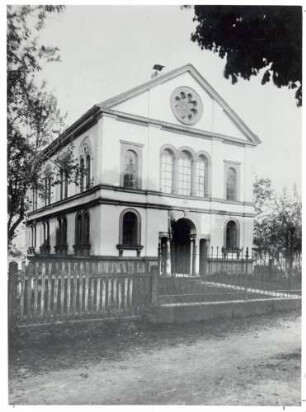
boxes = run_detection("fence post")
[151,265,159,306]
[8,261,19,327]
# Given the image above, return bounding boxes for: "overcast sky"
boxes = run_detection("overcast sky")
[35,5,301,194]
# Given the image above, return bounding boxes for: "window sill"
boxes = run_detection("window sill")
[55,245,68,256]
[73,244,91,257]
[40,245,51,255]
[116,244,143,257]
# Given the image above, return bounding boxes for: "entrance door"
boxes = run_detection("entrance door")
[172,218,195,275]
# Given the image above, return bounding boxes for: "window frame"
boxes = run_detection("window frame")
[177,149,193,196]
[120,141,143,190]
[224,219,240,250]
[74,210,91,256]
[195,153,209,198]
[224,161,240,202]
[117,208,143,256]
[160,146,177,194]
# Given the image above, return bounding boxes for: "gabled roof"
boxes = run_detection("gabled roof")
[98,63,261,145]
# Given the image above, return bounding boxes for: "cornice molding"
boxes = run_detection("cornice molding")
[27,184,255,223]
[103,108,257,148]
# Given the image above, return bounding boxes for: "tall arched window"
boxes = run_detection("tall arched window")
[60,169,64,200]
[60,169,68,200]
[43,221,50,246]
[161,149,174,193]
[178,151,192,196]
[123,150,138,189]
[226,220,238,249]
[85,154,91,190]
[74,211,90,256]
[32,186,37,210]
[226,167,237,200]
[29,224,36,249]
[75,213,83,245]
[195,155,207,197]
[122,212,138,246]
[55,216,68,255]
[56,217,62,246]
[40,221,50,255]
[83,212,90,245]
[62,217,67,246]
[80,156,84,193]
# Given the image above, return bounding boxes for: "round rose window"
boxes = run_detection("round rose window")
[170,86,203,125]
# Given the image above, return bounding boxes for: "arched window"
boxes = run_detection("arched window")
[74,211,90,256]
[30,224,36,248]
[60,169,64,200]
[64,170,68,198]
[32,186,37,210]
[178,151,192,196]
[161,149,174,193]
[226,220,238,249]
[62,217,67,245]
[80,156,84,193]
[56,217,62,246]
[83,212,90,245]
[43,221,50,246]
[56,216,67,247]
[226,167,237,201]
[122,212,138,246]
[123,150,138,189]
[85,154,91,190]
[75,213,83,245]
[195,155,207,197]
[60,169,68,200]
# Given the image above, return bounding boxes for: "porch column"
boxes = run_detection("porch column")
[194,238,200,276]
[166,238,171,275]
[190,237,197,276]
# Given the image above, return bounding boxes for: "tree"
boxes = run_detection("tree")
[190,6,302,106]
[253,181,301,276]
[7,5,68,248]
[253,176,274,215]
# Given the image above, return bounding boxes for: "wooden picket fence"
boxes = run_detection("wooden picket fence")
[9,259,156,326]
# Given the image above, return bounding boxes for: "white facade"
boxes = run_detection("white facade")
[26,64,260,275]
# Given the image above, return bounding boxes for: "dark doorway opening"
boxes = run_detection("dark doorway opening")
[171,218,196,274]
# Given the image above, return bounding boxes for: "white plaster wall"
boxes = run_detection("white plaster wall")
[89,205,102,255]
[101,115,248,203]
[99,204,168,257]
[114,72,248,141]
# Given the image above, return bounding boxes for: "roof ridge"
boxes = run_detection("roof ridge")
[98,63,195,109]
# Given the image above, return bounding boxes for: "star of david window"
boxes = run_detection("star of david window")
[170,87,203,125]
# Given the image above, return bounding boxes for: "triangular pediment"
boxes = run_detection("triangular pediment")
[99,64,261,145]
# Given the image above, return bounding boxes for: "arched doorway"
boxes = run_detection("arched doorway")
[171,218,196,274]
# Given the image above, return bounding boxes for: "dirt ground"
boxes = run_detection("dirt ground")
[9,311,301,405]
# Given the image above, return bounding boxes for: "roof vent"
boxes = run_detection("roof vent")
[151,64,165,78]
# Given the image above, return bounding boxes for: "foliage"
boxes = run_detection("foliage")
[253,176,274,214]
[190,6,302,106]
[253,181,301,267]
[7,5,67,247]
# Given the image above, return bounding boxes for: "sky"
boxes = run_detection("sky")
[27,5,302,194]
